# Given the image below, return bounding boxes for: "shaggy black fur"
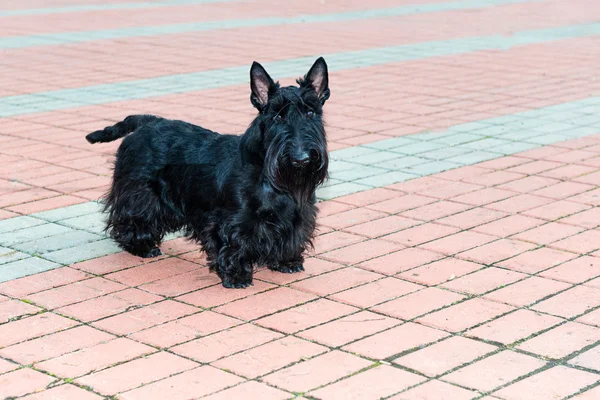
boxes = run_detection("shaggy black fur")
[86,58,330,288]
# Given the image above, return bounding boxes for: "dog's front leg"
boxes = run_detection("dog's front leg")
[270,254,305,274]
[216,245,254,289]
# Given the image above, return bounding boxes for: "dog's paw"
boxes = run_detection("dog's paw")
[221,277,254,289]
[274,262,305,274]
[142,247,163,258]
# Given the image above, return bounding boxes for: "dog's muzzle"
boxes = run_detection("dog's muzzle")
[290,151,310,168]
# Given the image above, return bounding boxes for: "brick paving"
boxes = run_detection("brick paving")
[0,0,599,399]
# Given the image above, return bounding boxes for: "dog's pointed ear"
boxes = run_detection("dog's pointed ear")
[303,57,330,105]
[250,61,276,110]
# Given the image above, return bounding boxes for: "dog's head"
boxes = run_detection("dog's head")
[241,57,330,199]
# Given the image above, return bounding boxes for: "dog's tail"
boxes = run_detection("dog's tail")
[85,114,160,144]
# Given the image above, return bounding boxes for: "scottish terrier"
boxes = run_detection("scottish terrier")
[86,58,330,288]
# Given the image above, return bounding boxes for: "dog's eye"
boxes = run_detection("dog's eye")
[307,110,314,118]
[274,114,283,121]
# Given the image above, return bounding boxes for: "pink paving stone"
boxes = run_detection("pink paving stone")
[420,231,497,255]
[0,368,56,399]
[298,310,400,347]
[532,181,595,200]
[540,256,600,284]
[358,247,444,275]
[493,366,599,400]
[161,237,202,256]
[485,194,553,213]
[213,336,327,379]
[569,345,600,372]
[401,201,471,222]
[484,276,572,307]
[256,298,358,334]
[318,207,388,229]
[463,170,524,186]
[320,239,404,264]
[432,166,488,182]
[574,169,600,185]
[512,222,585,245]
[335,187,401,206]
[0,267,89,297]
[263,350,372,393]
[176,278,275,308]
[171,324,283,363]
[569,187,600,206]
[0,312,78,347]
[498,247,577,273]
[466,309,563,345]
[472,214,546,237]
[313,231,366,254]
[382,223,460,246]
[498,176,559,193]
[0,299,40,323]
[436,207,507,229]
[441,267,527,295]
[387,177,447,193]
[202,381,291,400]
[118,366,243,400]
[290,267,383,296]
[254,257,343,285]
[560,207,600,229]
[25,277,127,309]
[316,200,355,217]
[367,194,438,214]
[92,300,198,335]
[105,257,199,286]
[442,351,546,392]
[72,252,162,275]
[20,384,103,400]
[76,351,198,396]
[571,386,600,400]
[331,277,423,308]
[550,229,600,254]
[517,322,600,359]
[309,365,425,400]
[451,187,517,206]
[56,288,162,322]
[139,268,220,296]
[418,181,482,199]
[398,257,483,286]
[343,215,421,238]
[0,325,113,364]
[393,336,497,377]
[417,298,515,333]
[532,285,600,318]
[373,287,464,320]
[457,239,537,265]
[388,380,477,400]
[342,322,449,360]
[522,199,591,220]
[0,358,18,374]
[129,311,241,348]
[6,195,86,215]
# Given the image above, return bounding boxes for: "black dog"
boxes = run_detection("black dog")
[86,58,330,288]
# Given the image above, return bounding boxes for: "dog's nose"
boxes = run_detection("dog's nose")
[291,152,310,168]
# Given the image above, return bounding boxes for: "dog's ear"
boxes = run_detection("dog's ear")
[303,57,330,105]
[250,61,276,110]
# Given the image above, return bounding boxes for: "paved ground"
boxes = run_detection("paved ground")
[1,0,599,399]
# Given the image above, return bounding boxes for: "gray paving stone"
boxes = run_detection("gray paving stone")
[354,170,418,187]
[60,213,108,234]
[43,239,122,265]
[0,247,30,265]
[14,231,103,255]
[317,182,372,200]
[432,133,483,146]
[0,257,60,283]
[0,216,46,234]
[328,160,358,173]
[350,151,402,165]
[0,223,74,247]
[459,138,513,150]
[401,160,463,176]
[390,141,445,155]
[361,137,419,150]
[525,134,573,145]
[332,166,389,181]
[492,142,541,155]
[419,147,472,160]
[376,156,431,169]
[330,146,379,160]
[446,150,501,164]
[33,201,103,222]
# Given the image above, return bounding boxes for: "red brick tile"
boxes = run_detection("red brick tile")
[310,365,425,400]
[0,368,55,398]
[536,181,596,200]
[467,309,562,345]
[202,381,290,400]
[342,322,449,359]
[373,287,464,320]
[569,188,600,206]
[451,187,517,206]
[551,230,600,254]
[26,277,126,309]
[401,201,471,222]
[457,239,536,265]
[331,277,423,308]
[254,257,343,285]
[358,247,444,275]
[6,195,86,215]
[56,288,162,322]
[485,194,553,213]
[389,380,477,400]
[0,325,113,364]
[517,322,600,359]
[383,223,460,246]
[316,200,355,217]
[368,194,437,214]
[139,268,220,296]
[298,311,400,347]
[512,222,584,245]
[0,358,18,374]
[540,256,599,284]
[522,200,591,221]
[213,336,326,378]
[335,188,401,206]
[319,207,387,229]
[313,231,365,254]
[473,214,546,237]
[176,278,275,308]
[0,299,40,323]
[569,345,600,372]
[441,267,527,295]
[464,170,524,186]
[560,207,600,229]
[19,384,103,400]
[498,247,577,273]
[420,231,497,255]
[493,366,598,400]
[398,258,483,286]
[387,177,447,193]
[393,336,496,377]
[118,366,242,400]
[72,252,160,275]
[477,156,530,170]
[36,337,153,378]
[343,215,421,238]
[321,239,404,264]
[533,286,600,318]
[0,313,78,347]
[574,169,600,184]
[76,351,197,396]
[437,207,507,229]
[419,182,482,199]
[161,237,201,256]
[0,267,89,297]
[433,166,488,182]
[498,176,559,193]
[572,386,600,400]
[507,160,562,175]
[484,276,572,307]
[263,350,372,393]
[171,324,282,363]
[93,300,198,335]
[129,311,241,348]
[417,298,514,333]
[443,351,545,391]
[291,267,382,296]
[105,258,199,286]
